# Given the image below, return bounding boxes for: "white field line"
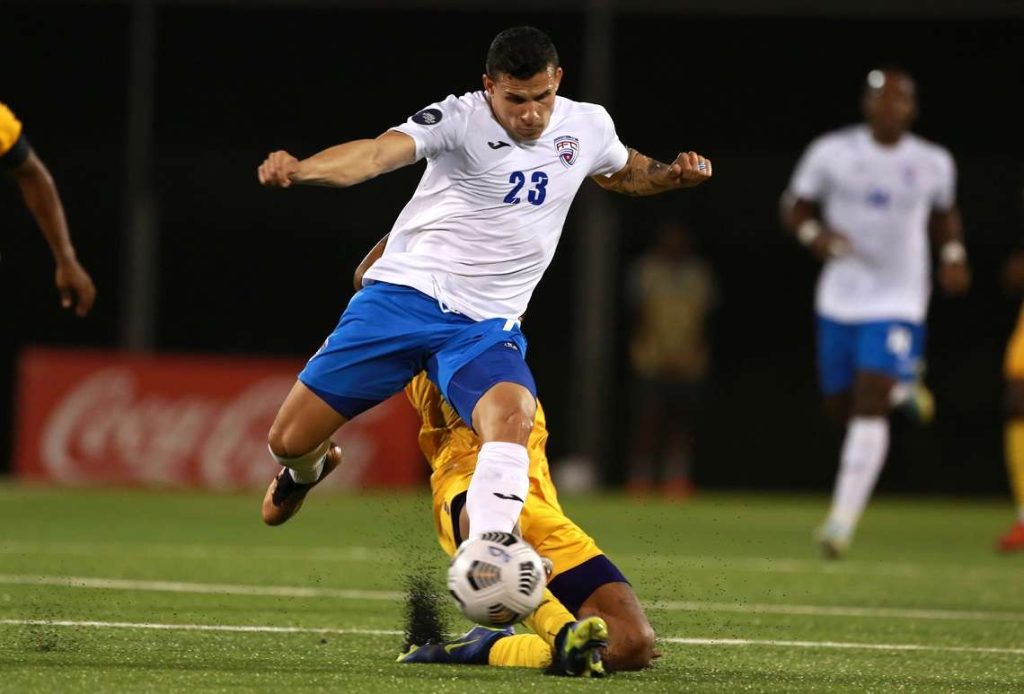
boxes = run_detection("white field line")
[4,539,1021,580]
[0,619,401,636]
[0,575,401,601]
[0,541,386,563]
[1,618,1022,657]
[2,574,1022,624]
[651,600,1024,623]
[663,636,1024,656]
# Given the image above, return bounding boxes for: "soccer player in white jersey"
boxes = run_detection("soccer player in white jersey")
[783,68,970,558]
[255,27,712,550]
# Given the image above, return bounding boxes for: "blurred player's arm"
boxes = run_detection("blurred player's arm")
[353,233,389,291]
[258,131,417,189]
[592,148,711,196]
[929,206,970,295]
[781,194,852,261]
[7,147,97,317]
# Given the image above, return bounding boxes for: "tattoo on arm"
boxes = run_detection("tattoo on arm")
[597,148,671,196]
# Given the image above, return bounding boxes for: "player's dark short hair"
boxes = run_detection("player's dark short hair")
[486,26,559,80]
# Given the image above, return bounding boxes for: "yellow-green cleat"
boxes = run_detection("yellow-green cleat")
[893,381,935,426]
[550,616,608,677]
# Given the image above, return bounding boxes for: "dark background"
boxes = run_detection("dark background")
[2,2,1022,494]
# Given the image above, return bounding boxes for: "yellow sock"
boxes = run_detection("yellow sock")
[522,588,575,647]
[487,634,552,668]
[1006,420,1024,521]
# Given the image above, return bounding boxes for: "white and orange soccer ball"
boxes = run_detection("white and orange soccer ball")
[447,531,545,627]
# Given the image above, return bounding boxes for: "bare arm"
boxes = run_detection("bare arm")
[353,233,389,291]
[591,148,711,196]
[10,149,96,316]
[258,130,417,189]
[930,206,970,295]
[929,206,964,248]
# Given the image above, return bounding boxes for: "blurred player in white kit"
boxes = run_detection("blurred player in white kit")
[783,68,971,558]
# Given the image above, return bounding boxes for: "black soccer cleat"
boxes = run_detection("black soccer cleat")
[261,444,341,526]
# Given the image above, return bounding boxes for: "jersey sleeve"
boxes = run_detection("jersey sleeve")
[0,102,30,170]
[390,93,475,162]
[589,106,629,177]
[788,136,832,201]
[931,147,957,211]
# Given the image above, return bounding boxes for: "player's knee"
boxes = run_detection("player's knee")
[852,374,893,417]
[606,622,657,671]
[473,386,535,443]
[267,423,309,459]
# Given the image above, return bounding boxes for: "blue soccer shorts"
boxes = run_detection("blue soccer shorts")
[299,281,536,423]
[816,316,926,396]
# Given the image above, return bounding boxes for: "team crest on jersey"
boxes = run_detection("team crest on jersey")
[554,135,579,168]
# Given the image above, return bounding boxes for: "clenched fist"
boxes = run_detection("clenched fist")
[258,150,300,188]
[665,151,713,189]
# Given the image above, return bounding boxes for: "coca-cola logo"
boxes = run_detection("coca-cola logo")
[40,368,293,489]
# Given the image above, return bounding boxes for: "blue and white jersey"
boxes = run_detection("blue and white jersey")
[362,91,629,321]
[789,125,956,323]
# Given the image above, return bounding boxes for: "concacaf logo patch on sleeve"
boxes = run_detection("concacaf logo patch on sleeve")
[412,108,443,125]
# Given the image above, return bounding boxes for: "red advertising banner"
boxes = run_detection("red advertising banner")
[13,348,426,490]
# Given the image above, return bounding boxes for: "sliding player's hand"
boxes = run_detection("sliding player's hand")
[258,151,300,188]
[938,261,971,296]
[666,151,712,189]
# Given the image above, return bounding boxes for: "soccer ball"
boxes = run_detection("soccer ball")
[447,531,545,627]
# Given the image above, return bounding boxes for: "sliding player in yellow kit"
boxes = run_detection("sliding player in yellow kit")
[354,236,657,676]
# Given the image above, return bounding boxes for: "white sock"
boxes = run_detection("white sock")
[827,417,889,541]
[466,442,530,537]
[269,441,328,484]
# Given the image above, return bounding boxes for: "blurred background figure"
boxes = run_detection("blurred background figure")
[999,223,1024,553]
[1,101,96,317]
[783,69,970,558]
[624,221,715,499]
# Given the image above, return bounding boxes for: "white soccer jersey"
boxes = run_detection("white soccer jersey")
[789,125,956,323]
[362,91,629,321]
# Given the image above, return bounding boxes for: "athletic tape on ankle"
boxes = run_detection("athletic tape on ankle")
[270,439,330,469]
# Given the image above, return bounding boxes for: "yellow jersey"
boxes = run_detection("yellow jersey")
[404,371,550,476]
[0,102,25,159]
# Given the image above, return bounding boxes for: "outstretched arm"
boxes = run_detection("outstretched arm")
[258,130,417,189]
[591,148,711,196]
[10,149,96,316]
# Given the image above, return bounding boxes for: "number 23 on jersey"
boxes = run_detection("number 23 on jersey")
[503,170,548,206]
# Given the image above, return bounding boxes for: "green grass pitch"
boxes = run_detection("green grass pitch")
[1,484,1022,692]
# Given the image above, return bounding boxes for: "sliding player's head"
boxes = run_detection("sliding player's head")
[861,68,917,142]
[483,26,563,142]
